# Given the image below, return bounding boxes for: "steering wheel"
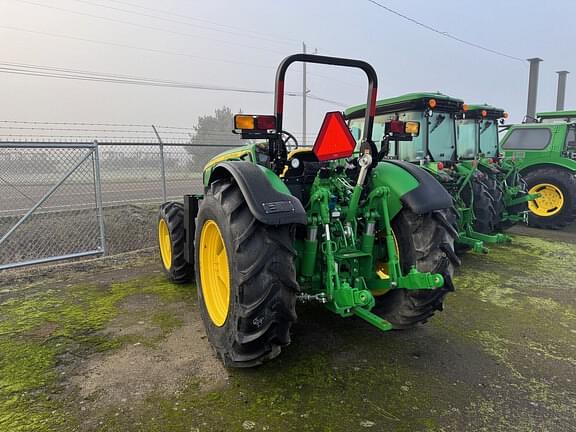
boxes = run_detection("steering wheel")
[281,131,299,152]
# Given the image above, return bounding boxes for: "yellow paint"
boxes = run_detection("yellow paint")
[158,219,172,270]
[528,183,564,217]
[281,147,315,177]
[199,220,231,327]
[373,230,400,296]
[204,150,251,171]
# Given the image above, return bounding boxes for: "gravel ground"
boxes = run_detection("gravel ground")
[0,228,575,432]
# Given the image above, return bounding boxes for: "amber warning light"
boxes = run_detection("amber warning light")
[313,112,357,161]
[234,114,277,132]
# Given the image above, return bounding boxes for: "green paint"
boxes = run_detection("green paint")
[345,92,519,251]
[501,121,576,173]
[199,103,445,334]
[370,161,419,220]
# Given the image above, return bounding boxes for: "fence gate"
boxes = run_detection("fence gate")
[0,143,105,270]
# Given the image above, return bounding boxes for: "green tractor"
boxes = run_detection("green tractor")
[345,92,509,254]
[157,54,459,367]
[500,110,576,229]
[456,104,533,230]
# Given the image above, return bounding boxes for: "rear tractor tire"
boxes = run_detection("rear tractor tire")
[462,175,497,234]
[373,207,460,329]
[524,167,576,230]
[158,202,193,283]
[195,179,298,367]
[480,173,506,229]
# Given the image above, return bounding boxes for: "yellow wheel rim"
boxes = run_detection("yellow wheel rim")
[374,230,400,297]
[199,220,230,327]
[528,183,564,217]
[158,219,172,270]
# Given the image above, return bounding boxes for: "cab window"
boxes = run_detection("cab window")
[502,128,551,150]
[428,112,456,162]
[457,119,477,159]
[349,111,426,161]
[566,127,576,149]
[479,120,499,157]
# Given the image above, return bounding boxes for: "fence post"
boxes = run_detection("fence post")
[92,140,107,255]
[152,125,167,202]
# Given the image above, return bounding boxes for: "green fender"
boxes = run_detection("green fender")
[370,160,454,219]
[207,161,307,226]
[518,160,576,176]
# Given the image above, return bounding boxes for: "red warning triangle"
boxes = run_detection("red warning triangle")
[313,111,357,161]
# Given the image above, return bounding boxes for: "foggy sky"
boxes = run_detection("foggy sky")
[0,0,574,139]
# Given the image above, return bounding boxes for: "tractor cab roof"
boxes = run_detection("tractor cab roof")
[344,92,464,119]
[464,104,506,121]
[537,110,576,123]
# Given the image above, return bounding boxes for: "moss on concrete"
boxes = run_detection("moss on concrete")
[1,231,575,431]
[0,274,194,431]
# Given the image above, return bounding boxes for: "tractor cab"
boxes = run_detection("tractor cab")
[345,92,463,165]
[345,93,514,252]
[457,104,507,161]
[500,113,576,229]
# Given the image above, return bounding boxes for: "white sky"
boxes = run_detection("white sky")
[0,0,574,141]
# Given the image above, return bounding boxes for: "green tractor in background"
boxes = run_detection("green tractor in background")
[456,104,533,230]
[157,54,460,367]
[345,93,509,253]
[500,110,576,229]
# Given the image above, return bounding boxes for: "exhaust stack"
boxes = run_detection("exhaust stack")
[526,58,543,123]
[555,70,569,111]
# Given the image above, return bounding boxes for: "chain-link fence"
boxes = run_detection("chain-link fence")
[0,124,237,270]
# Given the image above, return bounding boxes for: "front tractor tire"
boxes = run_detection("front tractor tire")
[374,208,460,329]
[158,202,193,283]
[195,179,298,368]
[524,167,576,230]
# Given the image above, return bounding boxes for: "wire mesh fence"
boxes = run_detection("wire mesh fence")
[0,124,238,270]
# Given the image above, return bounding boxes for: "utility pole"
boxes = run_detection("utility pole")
[302,41,307,146]
[556,70,569,111]
[526,57,543,122]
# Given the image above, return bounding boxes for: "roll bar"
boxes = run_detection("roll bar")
[274,54,378,146]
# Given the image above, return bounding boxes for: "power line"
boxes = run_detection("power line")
[12,0,288,55]
[0,120,194,129]
[0,61,349,108]
[307,94,349,108]
[0,62,275,94]
[67,0,297,47]
[365,0,525,63]
[0,25,272,70]
[99,0,300,44]
[0,25,363,90]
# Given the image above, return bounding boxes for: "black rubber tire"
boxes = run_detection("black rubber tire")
[373,207,460,329]
[461,175,497,234]
[524,166,576,230]
[481,173,506,229]
[195,178,298,368]
[497,171,529,231]
[158,202,193,283]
